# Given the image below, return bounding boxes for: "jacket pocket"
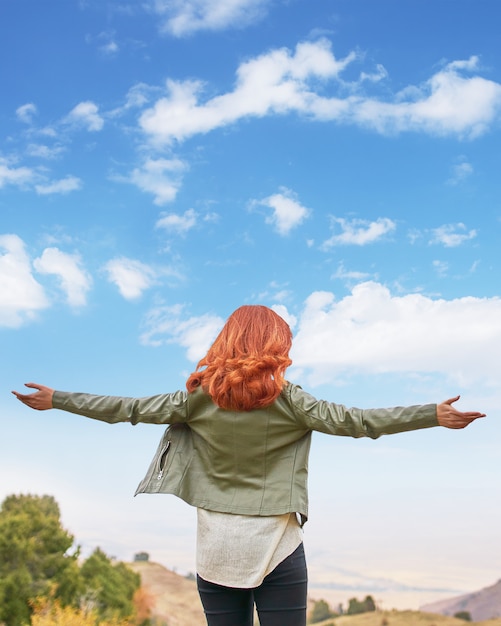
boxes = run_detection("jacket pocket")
[155,441,171,480]
[135,423,193,496]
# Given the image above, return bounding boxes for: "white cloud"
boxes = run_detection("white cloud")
[203,211,220,224]
[447,159,474,185]
[353,56,501,138]
[35,175,83,195]
[156,208,197,234]
[254,187,310,236]
[332,262,372,282]
[102,40,119,54]
[254,281,293,304]
[0,234,49,327]
[86,29,121,55]
[140,39,354,144]
[139,44,501,144]
[26,143,66,159]
[271,304,297,330]
[110,83,159,117]
[0,159,81,196]
[359,64,388,84]
[140,304,224,361]
[65,101,104,131]
[104,257,157,300]
[150,0,270,36]
[432,260,449,277]
[447,57,482,72]
[291,281,501,388]
[16,103,37,124]
[322,217,396,248]
[430,223,477,247]
[129,157,186,204]
[97,31,119,55]
[34,248,92,307]
[0,158,36,189]
[407,228,422,245]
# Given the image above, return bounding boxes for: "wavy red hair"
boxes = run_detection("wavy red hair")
[186,305,293,411]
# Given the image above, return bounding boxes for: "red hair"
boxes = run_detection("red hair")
[186,305,293,411]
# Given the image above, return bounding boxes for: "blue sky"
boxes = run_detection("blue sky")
[2,0,501,611]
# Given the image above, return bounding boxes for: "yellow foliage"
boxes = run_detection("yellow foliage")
[31,597,133,626]
[133,586,154,623]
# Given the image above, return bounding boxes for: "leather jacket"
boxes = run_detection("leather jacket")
[52,384,437,523]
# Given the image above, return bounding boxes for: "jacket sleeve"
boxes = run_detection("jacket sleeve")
[52,390,189,425]
[287,384,438,438]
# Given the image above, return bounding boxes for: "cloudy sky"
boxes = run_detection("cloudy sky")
[2,0,501,611]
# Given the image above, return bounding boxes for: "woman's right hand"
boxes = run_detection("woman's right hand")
[12,383,54,410]
[436,395,486,429]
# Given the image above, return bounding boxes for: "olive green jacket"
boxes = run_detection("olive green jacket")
[52,384,437,523]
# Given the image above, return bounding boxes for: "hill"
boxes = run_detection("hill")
[128,561,206,626]
[421,579,501,622]
[129,560,325,625]
[314,611,501,626]
[128,561,501,626]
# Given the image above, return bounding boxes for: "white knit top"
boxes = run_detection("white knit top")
[196,509,303,588]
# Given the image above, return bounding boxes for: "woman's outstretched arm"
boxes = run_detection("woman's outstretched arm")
[12,382,189,425]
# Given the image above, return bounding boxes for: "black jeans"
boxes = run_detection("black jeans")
[197,543,308,626]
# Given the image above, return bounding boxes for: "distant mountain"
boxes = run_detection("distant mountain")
[420,578,501,621]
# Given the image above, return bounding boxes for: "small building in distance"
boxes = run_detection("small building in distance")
[133,551,150,562]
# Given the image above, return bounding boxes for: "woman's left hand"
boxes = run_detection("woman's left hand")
[437,395,486,429]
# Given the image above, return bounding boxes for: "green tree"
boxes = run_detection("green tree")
[310,599,336,623]
[346,595,376,615]
[454,611,472,621]
[0,494,80,626]
[80,547,141,621]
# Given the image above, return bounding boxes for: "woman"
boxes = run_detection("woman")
[13,305,485,626]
